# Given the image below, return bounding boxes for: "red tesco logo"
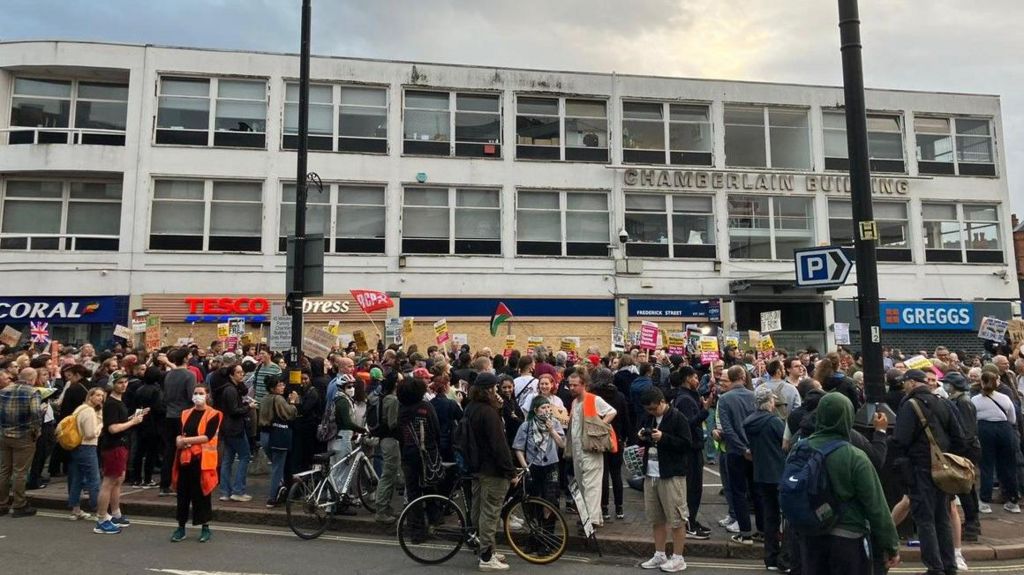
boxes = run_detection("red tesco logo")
[185,297,270,315]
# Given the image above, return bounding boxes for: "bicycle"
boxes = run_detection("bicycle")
[285,435,379,539]
[397,467,569,565]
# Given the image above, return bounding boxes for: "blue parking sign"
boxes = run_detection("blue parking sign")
[794,247,853,288]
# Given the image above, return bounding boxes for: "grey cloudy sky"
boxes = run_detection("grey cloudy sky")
[3,0,1021,211]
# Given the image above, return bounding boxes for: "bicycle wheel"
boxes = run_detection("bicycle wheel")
[354,459,378,513]
[285,478,335,540]
[504,497,568,564]
[397,494,467,565]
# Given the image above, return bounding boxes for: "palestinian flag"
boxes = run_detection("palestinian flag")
[490,302,513,337]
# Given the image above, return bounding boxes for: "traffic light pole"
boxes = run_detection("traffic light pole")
[287,0,312,386]
[838,0,886,411]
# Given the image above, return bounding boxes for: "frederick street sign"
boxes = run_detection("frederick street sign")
[794,246,853,289]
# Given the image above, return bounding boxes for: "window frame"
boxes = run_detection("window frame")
[155,75,268,149]
[515,95,609,163]
[282,82,389,154]
[621,100,714,166]
[623,193,717,259]
[9,77,128,145]
[921,201,1003,264]
[827,199,912,262]
[914,115,996,177]
[277,181,387,254]
[515,189,611,257]
[0,178,123,251]
[402,89,502,158]
[727,194,815,260]
[148,178,264,253]
[401,186,502,255]
[724,104,812,170]
[822,110,906,173]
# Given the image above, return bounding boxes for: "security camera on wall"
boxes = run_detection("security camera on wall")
[618,228,630,244]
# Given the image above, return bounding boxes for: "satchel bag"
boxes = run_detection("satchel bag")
[908,399,976,495]
[582,415,614,453]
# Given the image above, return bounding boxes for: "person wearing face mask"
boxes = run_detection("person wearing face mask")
[329,373,366,514]
[170,383,222,543]
[513,395,565,508]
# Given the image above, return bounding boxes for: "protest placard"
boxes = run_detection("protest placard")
[667,332,686,356]
[145,315,162,350]
[639,321,659,350]
[0,326,21,347]
[269,303,291,351]
[757,335,775,352]
[977,316,1010,342]
[834,322,851,345]
[760,310,782,333]
[611,327,625,351]
[353,329,369,352]
[905,355,934,371]
[453,333,469,348]
[112,324,132,341]
[434,319,450,345]
[1008,319,1024,346]
[304,327,337,358]
[699,336,719,353]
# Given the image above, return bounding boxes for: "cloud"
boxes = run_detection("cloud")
[2,0,1022,212]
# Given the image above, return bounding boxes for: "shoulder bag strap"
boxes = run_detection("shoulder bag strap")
[908,398,942,453]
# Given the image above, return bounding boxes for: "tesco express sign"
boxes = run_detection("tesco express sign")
[880,302,975,331]
[183,297,352,322]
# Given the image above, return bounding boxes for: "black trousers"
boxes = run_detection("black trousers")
[686,449,704,523]
[176,460,213,527]
[160,418,182,490]
[130,428,161,484]
[756,482,787,568]
[908,468,955,575]
[601,450,624,511]
[800,533,872,575]
[27,421,55,488]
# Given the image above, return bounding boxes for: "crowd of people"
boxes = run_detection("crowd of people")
[1,335,1023,574]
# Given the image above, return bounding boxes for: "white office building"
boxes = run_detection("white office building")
[0,40,1017,353]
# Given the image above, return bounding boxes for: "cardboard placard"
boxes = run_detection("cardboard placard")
[834,322,851,345]
[303,327,337,358]
[639,321,659,350]
[385,317,403,346]
[905,354,934,371]
[216,322,230,339]
[503,335,516,358]
[1007,319,1024,347]
[760,310,782,333]
[0,325,22,347]
[402,317,415,342]
[352,329,369,353]
[611,327,625,352]
[757,335,775,352]
[977,316,1009,343]
[560,337,580,363]
[748,330,761,348]
[527,336,544,349]
[452,333,468,348]
[433,319,450,345]
[145,315,162,350]
[326,320,340,336]
[112,324,132,341]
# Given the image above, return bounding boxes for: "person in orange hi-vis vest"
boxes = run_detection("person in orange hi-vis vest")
[567,368,617,528]
[170,383,222,543]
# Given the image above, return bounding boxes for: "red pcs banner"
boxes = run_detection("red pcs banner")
[350,289,395,314]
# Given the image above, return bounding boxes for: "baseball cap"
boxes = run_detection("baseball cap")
[941,371,969,391]
[900,369,928,384]
[473,372,499,388]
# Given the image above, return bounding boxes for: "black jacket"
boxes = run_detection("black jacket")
[948,390,980,461]
[637,406,691,479]
[219,383,251,438]
[464,399,517,479]
[894,386,968,471]
[823,374,863,411]
[793,389,888,471]
[671,386,707,449]
[593,383,631,449]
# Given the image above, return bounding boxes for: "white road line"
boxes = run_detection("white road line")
[703,466,721,477]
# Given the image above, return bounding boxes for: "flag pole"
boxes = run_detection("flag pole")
[362,308,383,340]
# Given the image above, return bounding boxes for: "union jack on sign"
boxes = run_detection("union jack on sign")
[30,321,50,344]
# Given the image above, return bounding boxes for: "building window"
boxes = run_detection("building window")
[0,179,122,251]
[402,90,500,158]
[402,187,500,255]
[724,105,810,170]
[622,101,712,166]
[823,111,905,173]
[915,116,995,176]
[150,179,263,252]
[156,76,267,148]
[279,183,386,254]
[516,96,608,162]
[828,200,911,262]
[624,194,716,258]
[516,190,609,256]
[282,84,388,153]
[922,202,1002,264]
[9,78,127,145]
[728,195,814,259]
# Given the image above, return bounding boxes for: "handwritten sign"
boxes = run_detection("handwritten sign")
[760,310,782,333]
[978,316,1009,343]
[353,329,369,353]
[303,327,337,358]
[433,319,450,345]
[112,324,132,341]
[0,325,22,347]
[145,315,162,351]
[757,335,775,352]
[269,303,291,351]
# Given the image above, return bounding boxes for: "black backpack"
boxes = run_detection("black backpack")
[454,410,478,474]
[779,439,846,535]
[365,391,384,437]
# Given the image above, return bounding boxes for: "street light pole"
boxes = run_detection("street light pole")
[287,0,312,386]
[837,0,886,411]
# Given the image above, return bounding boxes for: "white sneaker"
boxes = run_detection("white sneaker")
[230,494,253,502]
[978,502,992,514]
[955,550,968,571]
[660,555,688,572]
[1005,502,1022,513]
[508,515,524,530]
[717,516,734,527]
[641,552,668,569]
[69,511,94,521]
[479,556,509,571]
[725,519,740,533]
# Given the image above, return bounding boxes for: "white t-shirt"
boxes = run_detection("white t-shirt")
[523,392,564,412]
[646,414,664,478]
[513,375,538,411]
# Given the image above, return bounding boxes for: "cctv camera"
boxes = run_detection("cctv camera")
[618,228,630,244]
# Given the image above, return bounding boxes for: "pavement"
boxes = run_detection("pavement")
[22,460,1024,566]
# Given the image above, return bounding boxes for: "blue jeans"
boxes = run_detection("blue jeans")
[68,445,99,510]
[219,433,251,497]
[978,420,1020,503]
[260,432,289,502]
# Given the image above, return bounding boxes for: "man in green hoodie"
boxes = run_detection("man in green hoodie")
[801,393,900,574]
